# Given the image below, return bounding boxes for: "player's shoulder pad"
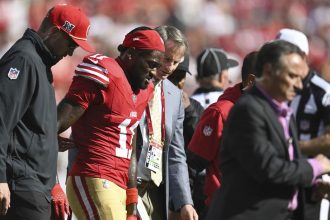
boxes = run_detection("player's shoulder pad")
[74,54,111,88]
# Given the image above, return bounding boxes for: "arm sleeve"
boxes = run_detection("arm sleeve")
[188,106,224,163]
[307,158,323,183]
[74,54,110,87]
[168,91,193,210]
[65,76,104,110]
[0,54,36,182]
[64,54,110,109]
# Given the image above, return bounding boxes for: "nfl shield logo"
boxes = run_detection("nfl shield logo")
[7,68,20,80]
[203,125,213,136]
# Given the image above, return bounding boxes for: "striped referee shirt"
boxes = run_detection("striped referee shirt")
[290,70,330,141]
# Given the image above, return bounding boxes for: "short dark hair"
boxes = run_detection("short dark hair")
[256,40,305,77]
[241,51,258,81]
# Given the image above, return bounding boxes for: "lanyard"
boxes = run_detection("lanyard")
[145,81,166,146]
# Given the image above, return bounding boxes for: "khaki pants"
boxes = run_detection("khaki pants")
[67,176,126,220]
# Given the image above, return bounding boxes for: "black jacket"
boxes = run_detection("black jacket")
[206,86,312,220]
[0,29,57,200]
[183,98,204,149]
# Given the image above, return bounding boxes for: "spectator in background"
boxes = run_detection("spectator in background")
[206,40,330,220]
[276,28,330,220]
[190,48,239,108]
[57,26,165,220]
[0,4,94,220]
[187,51,258,219]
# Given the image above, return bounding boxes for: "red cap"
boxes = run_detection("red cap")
[48,4,95,53]
[122,30,165,52]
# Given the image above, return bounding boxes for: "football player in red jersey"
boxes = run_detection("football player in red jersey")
[56,26,165,220]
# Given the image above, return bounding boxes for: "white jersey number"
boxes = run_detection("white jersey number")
[115,119,139,159]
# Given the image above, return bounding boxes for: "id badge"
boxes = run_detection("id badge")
[145,141,162,173]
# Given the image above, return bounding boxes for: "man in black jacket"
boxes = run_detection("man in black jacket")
[0,4,94,220]
[206,40,330,220]
[276,28,330,220]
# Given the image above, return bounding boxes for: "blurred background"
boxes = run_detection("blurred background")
[2,0,330,190]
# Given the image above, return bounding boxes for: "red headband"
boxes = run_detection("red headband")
[122,30,165,52]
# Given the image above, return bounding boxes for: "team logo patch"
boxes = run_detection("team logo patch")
[203,125,213,136]
[7,68,20,80]
[102,180,110,189]
[62,21,75,33]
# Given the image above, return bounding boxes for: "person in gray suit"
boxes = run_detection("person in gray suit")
[136,25,198,220]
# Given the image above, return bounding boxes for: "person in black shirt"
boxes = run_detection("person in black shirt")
[0,4,94,220]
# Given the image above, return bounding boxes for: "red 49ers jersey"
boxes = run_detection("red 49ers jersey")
[66,54,153,189]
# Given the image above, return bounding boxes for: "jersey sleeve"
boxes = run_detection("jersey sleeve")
[188,106,224,161]
[65,76,104,110]
[74,54,110,87]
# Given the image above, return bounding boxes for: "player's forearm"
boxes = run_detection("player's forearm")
[128,132,137,188]
[299,134,330,156]
[126,132,138,216]
[127,155,137,188]
[57,99,85,134]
